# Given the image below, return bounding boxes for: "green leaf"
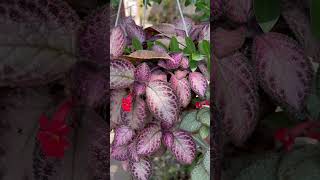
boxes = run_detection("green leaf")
[191,164,209,180]
[169,37,180,52]
[185,37,197,54]
[261,111,295,130]
[191,53,205,61]
[132,37,143,50]
[155,40,168,50]
[203,149,210,173]
[199,126,209,139]
[306,93,320,119]
[180,110,202,132]
[124,47,132,54]
[197,107,210,126]
[311,0,320,39]
[190,60,198,72]
[254,0,280,32]
[147,41,154,50]
[198,40,210,57]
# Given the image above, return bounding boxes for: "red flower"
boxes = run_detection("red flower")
[122,93,132,112]
[195,102,202,109]
[274,128,294,151]
[37,98,74,158]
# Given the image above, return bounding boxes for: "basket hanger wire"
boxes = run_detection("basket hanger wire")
[115,0,189,37]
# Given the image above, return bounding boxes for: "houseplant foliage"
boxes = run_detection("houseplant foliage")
[109,6,210,179]
[214,0,320,180]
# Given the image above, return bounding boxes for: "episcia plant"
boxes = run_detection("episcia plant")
[214,0,320,180]
[110,15,210,179]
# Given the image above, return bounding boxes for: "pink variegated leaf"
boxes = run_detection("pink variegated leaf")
[113,125,135,146]
[158,52,183,70]
[122,97,148,130]
[189,72,208,97]
[111,144,128,161]
[175,70,189,79]
[128,141,140,162]
[198,61,209,80]
[111,89,127,126]
[110,59,135,89]
[213,52,259,145]
[225,0,253,23]
[136,124,162,155]
[133,83,146,96]
[170,131,196,164]
[110,26,126,58]
[135,63,151,82]
[122,17,146,42]
[170,75,191,108]
[162,131,174,149]
[198,23,210,42]
[253,32,313,113]
[150,70,167,82]
[152,44,167,53]
[129,158,152,180]
[180,56,190,69]
[146,81,179,128]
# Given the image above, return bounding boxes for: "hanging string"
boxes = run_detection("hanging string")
[176,0,189,37]
[115,0,123,27]
[143,0,147,27]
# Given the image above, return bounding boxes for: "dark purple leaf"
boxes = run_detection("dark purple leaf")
[129,158,152,180]
[0,0,80,87]
[213,52,259,145]
[135,62,151,83]
[71,61,108,107]
[170,131,196,164]
[133,82,146,96]
[121,16,146,42]
[189,72,208,97]
[282,2,320,62]
[225,0,253,23]
[110,59,135,89]
[253,32,313,113]
[158,52,183,70]
[198,61,209,80]
[152,44,167,53]
[198,24,210,42]
[162,131,174,149]
[146,81,179,128]
[213,27,246,58]
[79,4,108,64]
[136,124,162,155]
[175,70,189,79]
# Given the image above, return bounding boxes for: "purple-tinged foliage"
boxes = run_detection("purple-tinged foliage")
[122,97,149,130]
[71,61,108,107]
[162,131,174,149]
[129,158,152,180]
[170,131,196,164]
[146,81,179,128]
[170,74,191,108]
[111,89,127,126]
[135,63,151,83]
[121,16,146,43]
[213,52,259,145]
[253,32,313,113]
[113,125,135,146]
[189,72,208,97]
[110,26,127,58]
[111,144,129,161]
[110,59,135,89]
[136,124,162,156]
[225,0,253,23]
[150,70,167,82]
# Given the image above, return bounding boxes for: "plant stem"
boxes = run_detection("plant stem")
[115,0,123,27]
[176,0,189,37]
